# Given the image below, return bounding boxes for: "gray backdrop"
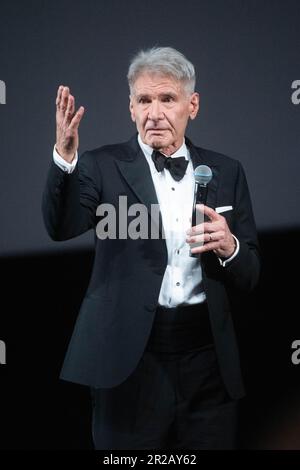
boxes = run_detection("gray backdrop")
[1,0,299,255]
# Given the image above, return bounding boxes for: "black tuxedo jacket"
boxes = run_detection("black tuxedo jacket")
[42,134,260,399]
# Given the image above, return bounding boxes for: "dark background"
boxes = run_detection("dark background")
[0,0,300,449]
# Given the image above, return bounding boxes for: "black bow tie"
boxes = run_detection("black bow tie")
[151,150,188,182]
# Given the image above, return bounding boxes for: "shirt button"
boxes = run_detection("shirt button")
[171,187,175,191]
[176,218,179,222]
[176,282,180,286]
[177,249,180,254]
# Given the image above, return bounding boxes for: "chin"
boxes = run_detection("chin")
[150,140,163,149]
[147,137,168,150]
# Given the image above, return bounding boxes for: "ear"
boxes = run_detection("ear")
[189,92,200,120]
[129,95,136,122]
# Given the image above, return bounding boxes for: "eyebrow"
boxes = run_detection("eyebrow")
[135,92,177,100]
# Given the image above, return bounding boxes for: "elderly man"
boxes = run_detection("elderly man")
[42,47,260,449]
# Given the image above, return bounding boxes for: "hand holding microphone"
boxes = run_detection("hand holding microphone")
[187,165,236,258]
[189,165,212,257]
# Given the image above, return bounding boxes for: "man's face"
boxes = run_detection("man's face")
[129,73,199,154]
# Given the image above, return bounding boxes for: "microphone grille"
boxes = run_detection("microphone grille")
[194,165,213,185]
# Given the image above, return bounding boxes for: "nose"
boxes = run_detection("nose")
[148,99,164,121]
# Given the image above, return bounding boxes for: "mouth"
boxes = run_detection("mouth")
[146,128,168,133]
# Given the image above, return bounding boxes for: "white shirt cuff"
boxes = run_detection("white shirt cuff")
[53,145,78,174]
[218,234,240,267]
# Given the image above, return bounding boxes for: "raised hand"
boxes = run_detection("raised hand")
[55,85,85,163]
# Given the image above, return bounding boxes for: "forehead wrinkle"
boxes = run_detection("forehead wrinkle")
[132,75,182,96]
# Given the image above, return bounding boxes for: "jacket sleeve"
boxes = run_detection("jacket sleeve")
[222,161,261,292]
[41,151,101,241]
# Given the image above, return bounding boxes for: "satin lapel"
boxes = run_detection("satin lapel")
[187,138,220,210]
[114,138,165,238]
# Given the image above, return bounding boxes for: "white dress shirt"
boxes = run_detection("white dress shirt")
[53,137,239,307]
[137,135,207,307]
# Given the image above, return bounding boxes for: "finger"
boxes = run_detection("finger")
[190,240,219,254]
[60,86,70,111]
[56,85,64,106]
[63,95,75,125]
[206,230,224,243]
[186,232,205,244]
[196,204,219,222]
[186,223,204,236]
[187,221,218,236]
[187,229,223,245]
[69,106,85,131]
[70,94,75,115]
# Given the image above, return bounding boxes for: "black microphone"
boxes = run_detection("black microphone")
[189,165,213,257]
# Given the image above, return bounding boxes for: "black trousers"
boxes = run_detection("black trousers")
[91,303,238,450]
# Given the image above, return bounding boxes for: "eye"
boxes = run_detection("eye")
[162,95,174,103]
[138,97,151,104]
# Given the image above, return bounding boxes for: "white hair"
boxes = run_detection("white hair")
[127,47,196,95]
